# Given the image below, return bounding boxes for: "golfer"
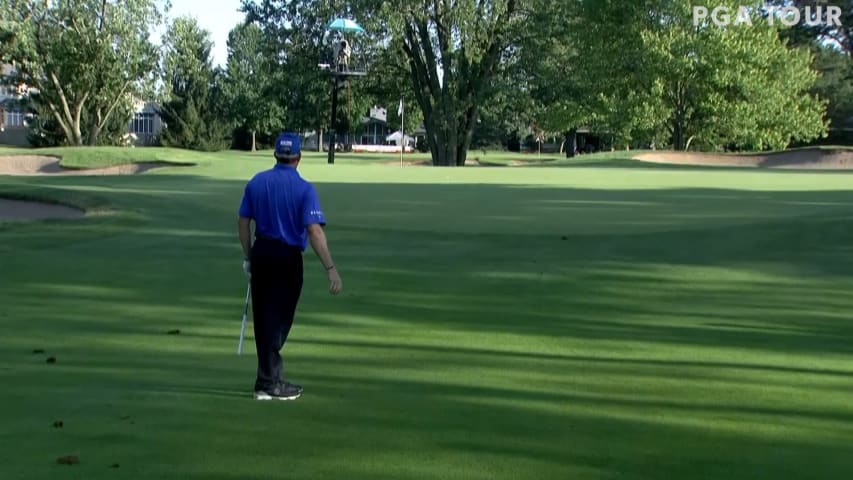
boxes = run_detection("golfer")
[237,132,342,401]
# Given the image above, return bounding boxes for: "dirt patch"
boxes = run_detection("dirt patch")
[383,159,432,167]
[466,158,511,167]
[382,158,432,167]
[0,155,186,176]
[381,156,554,167]
[508,158,557,166]
[633,148,853,169]
[382,158,503,167]
[0,198,84,221]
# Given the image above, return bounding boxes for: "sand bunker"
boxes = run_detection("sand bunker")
[0,155,182,176]
[0,198,84,221]
[633,148,853,169]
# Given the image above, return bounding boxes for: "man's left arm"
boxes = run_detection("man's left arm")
[238,216,252,259]
[237,184,254,276]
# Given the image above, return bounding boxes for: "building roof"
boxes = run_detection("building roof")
[386,130,415,142]
[361,116,388,125]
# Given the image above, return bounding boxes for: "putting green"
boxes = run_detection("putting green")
[2,149,853,479]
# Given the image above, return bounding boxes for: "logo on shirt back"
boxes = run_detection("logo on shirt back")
[310,210,323,216]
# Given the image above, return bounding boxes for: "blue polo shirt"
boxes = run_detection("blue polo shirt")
[238,164,326,250]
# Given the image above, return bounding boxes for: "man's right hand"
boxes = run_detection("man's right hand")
[327,268,342,295]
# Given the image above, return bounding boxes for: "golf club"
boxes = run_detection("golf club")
[237,282,251,355]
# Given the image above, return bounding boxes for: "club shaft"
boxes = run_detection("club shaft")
[238,283,251,355]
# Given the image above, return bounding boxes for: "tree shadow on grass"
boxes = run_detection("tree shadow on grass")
[5,177,853,351]
[4,175,853,478]
[3,338,852,479]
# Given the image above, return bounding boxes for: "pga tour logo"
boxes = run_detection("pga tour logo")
[694,3,843,27]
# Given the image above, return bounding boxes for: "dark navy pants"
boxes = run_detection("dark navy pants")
[250,236,303,391]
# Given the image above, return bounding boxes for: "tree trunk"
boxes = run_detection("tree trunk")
[671,82,689,151]
[424,119,440,165]
[47,106,74,145]
[422,93,479,167]
[87,85,128,146]
[56,101,84,146]
[428,118,468,167]
[565,129,577,157]
[251,130,256,152]
[72,111,83,146]
[87,123,101,146]
[432,130,452,166]
[318,127,323,152]
[672,118,685,151]
[86,106,101,145]
[448,115,460,166]
[46,72,87,145]
[429,125,456,167]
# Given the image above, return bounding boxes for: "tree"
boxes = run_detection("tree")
[513,2,589,154]
[0,0,164,146]
[812,45,853,138]
[543,0,828,151]
[384,0,527,166]
[223,21,285,151]
[765,1,853,143]
[158,16,232,151]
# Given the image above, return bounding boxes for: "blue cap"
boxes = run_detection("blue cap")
[274,132,302,160]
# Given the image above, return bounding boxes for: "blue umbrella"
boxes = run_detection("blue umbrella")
[327,18,365,33]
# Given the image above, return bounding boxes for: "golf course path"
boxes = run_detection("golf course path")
[0,155,177,176]
[0,198,84,221]
[634,147,853,169]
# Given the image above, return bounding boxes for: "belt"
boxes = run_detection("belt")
[255,234,300,250]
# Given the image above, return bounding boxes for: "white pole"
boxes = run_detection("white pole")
[400,97,404,167]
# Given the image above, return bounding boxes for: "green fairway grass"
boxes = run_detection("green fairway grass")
[2,150,853,479]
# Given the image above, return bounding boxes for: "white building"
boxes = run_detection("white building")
[0,64,31,146]
[128,99,163,146]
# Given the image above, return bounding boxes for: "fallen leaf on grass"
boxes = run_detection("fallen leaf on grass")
[32,349,45,354]
[110,463,120,469]
[52,420,63,428]
[56,455,79,465]
[46,356,57,364]
[166,329,181,335]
